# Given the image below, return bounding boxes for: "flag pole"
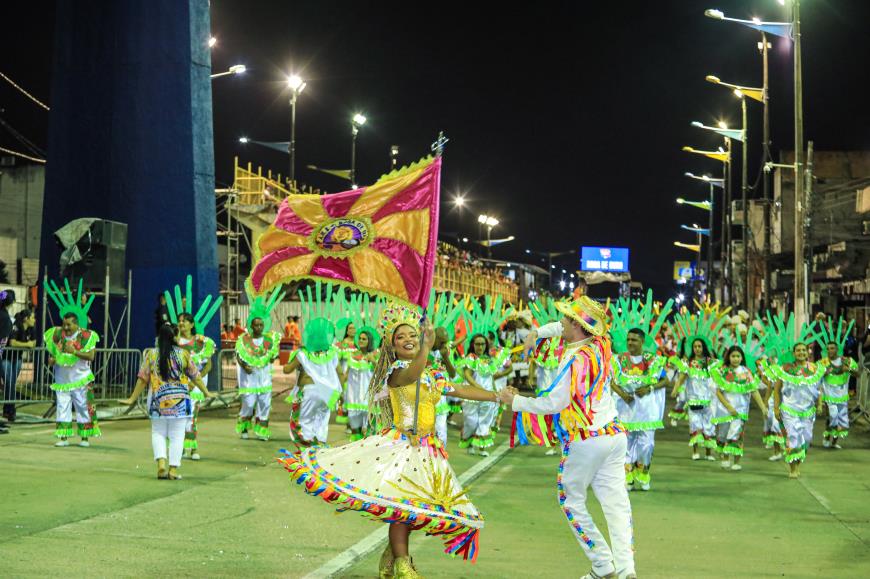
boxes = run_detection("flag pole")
[410,132,448,437]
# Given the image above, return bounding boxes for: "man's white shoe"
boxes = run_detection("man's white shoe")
[822,439,831,448]
[579,570,617,579]
[190,453,201,461]
[705,455,716,462]
[691,453,700,461]
[240,432,249,440]
[731,463,742,471]
[479,450,490,457]
[720,460,731,469]
[768,453,783,461]
[640,481,651,491]
[833,443,843,449]
[78,440,90,448]
[54,440,70,447]
[467,446,477,455]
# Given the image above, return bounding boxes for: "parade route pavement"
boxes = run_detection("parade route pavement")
[1,405,868,578]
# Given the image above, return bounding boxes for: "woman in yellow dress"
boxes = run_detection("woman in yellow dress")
[279,303,502,578]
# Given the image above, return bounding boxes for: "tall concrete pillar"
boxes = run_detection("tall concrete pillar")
[41,0,218,348]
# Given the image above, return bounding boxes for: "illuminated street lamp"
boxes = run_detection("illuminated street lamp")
[350,113,367,188]
[287,74,307,185]
[210,64,246,79]
[478,214,499,258]
[208,37,217,48]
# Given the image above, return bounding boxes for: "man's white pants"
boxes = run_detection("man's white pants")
[151,417,187,467]
[239,392,272,423]
[559,433,635,578]
[300,383,334,443]
[56,387,91,425]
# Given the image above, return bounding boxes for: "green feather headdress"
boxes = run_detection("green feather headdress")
[426,290,465,341]
[670,307,726,357]
[162,275,224,334]
[758,311,819,365]
[814,317,855,357]
[246,286,286,333]
[44,278,95,329]
[464,295,514,352]
[529,295,562,326]
[719,324,764,369]
[609,290,673,354]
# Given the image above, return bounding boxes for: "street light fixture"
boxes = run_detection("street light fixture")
[210,64,247,79]
[208,36,217,48]
[350,113,367,188]
[287,74,307,187]
[478,214,499,257]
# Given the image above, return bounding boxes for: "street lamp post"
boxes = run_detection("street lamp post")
[704,6,794,316]
[677,196,714,296]
[287,75,306,188]
[478,214,499,258]
[350,113,367,188]
[705,78,763,310]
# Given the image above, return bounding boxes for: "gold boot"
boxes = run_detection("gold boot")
[393,556,424,579]
[378,545,394,579]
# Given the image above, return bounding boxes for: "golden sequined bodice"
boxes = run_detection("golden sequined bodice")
[389,375,441,435]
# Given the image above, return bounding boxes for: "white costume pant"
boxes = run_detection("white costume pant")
[435,412,448,445]
[348,409,367,431]
[56,387,91,425]
[688,405,714,444]
[627,430,655,467]
[782,413,815,452]
[300,383,335,443]
[151,417,187,467]
[716,419,744,443]
[239,392,272,423]
[461,400,498,444]
[560,434,635,577]
[826,403,849,430]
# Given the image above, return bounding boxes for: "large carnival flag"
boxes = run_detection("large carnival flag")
[247,156,442,308]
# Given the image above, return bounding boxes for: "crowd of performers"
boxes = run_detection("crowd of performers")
[34,276,865,578]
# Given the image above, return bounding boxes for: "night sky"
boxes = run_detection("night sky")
[3,1,869,299]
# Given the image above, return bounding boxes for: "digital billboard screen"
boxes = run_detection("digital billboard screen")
[580,246,629,273]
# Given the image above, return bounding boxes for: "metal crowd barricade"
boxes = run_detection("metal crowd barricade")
[92,348,143,402]
[1,346,51,406]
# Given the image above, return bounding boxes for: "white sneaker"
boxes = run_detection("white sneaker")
[479,450,490,457]
[768,453,783,461]
[691,453,700,461]
[720,460,731,469]
[190,453,201,461]
[823,439,831,448]
[640,481,651,491]
[467,446,477,455]
[705,455,716,462]
[731,463,743,471]
[833,443,843,450]
[544,448,558,456]
[257,436,269,442]
[670,419,678,427]
[54,439,70,447]
[78,440,90,448]
[240,432,249,440]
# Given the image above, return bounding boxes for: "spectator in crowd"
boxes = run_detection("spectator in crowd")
[221,324,234,342]
[232,318,245,339]
[284,316,301,350]
[0,289,15,433]
[2,308,36,423]
[154,293,171,336]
